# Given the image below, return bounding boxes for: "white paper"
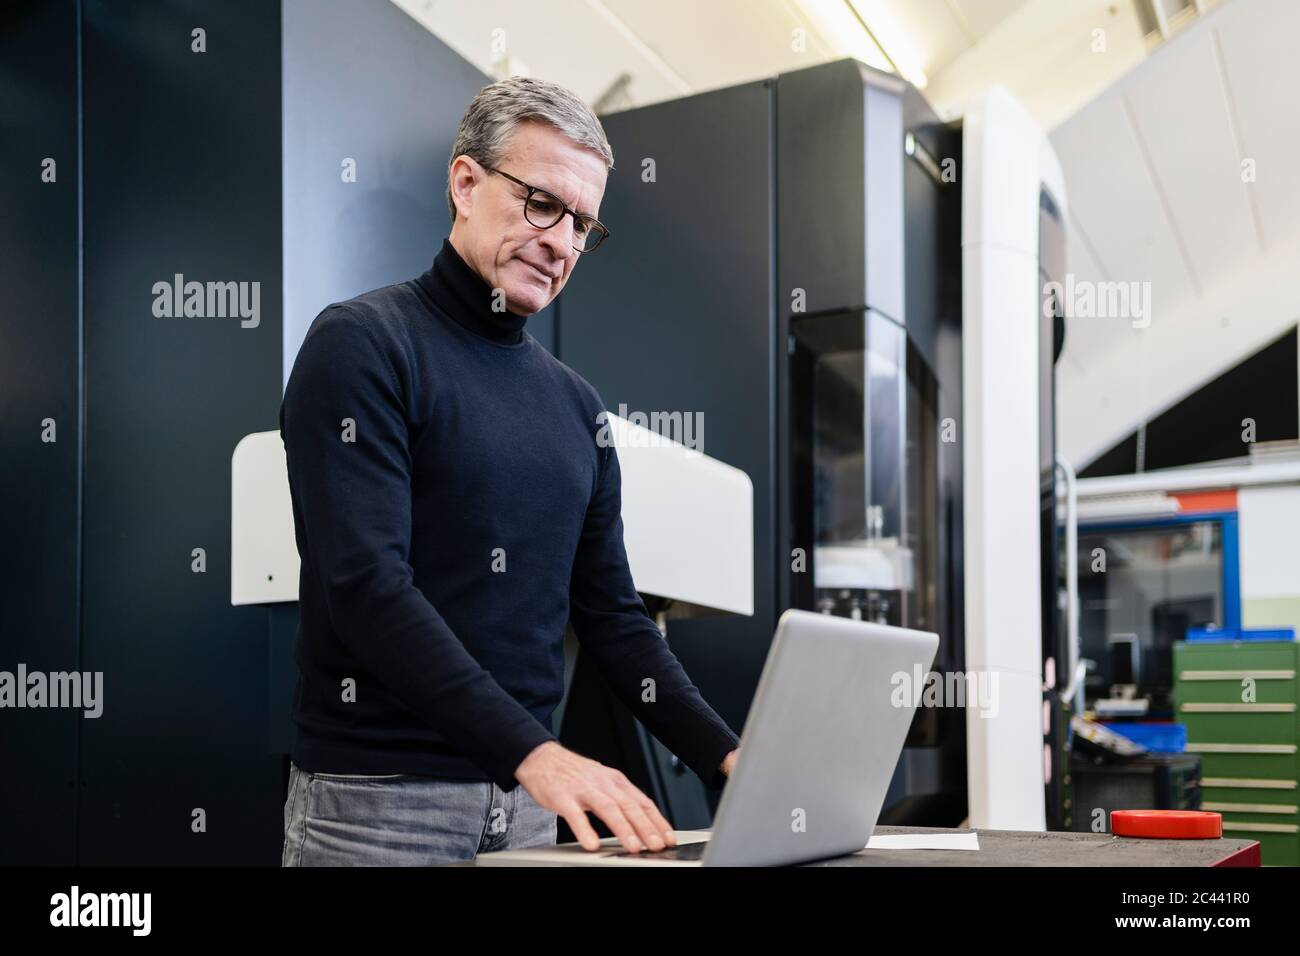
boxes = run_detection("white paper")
[866,832,980,851]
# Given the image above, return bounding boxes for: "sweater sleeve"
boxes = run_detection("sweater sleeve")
[280,306,555,789]
[567,429,740,789]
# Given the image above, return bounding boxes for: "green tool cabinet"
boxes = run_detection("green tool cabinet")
[1174,640,1300,866]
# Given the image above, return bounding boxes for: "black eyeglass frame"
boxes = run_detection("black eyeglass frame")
[485,165,610,253]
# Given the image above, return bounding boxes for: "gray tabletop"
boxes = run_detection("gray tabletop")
[466,825,1259,867]
[807,825,1258,867]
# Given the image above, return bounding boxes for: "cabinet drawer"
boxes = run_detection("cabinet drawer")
[1175,673,1298,705]
[1181,710,1296,746]
[1202,790,1299,813]
[1201,776,1298,812]
[1175,642,1299,673]
[1191,750,1298,780]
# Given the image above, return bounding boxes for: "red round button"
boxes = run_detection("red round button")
[1112,810,1222,839]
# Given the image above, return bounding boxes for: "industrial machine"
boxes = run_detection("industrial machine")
[556,58,965,824]
[779,65,965,825]
[557,59,1069,832]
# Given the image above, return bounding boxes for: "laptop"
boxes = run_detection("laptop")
[485,609,939,867]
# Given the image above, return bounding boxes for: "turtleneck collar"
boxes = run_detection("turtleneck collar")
[415,238,529,346]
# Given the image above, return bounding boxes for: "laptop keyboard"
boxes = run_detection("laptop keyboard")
[612,840,709,861]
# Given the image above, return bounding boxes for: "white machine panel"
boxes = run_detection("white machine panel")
[604,413,753,617]
[231,431,299,606]
[231,416,754,617]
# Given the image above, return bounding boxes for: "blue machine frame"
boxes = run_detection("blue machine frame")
[1076,511,1242,634]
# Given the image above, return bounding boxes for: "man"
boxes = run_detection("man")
[279,76,739,866]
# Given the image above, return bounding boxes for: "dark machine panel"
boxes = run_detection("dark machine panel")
[559,59,966,828]
[272,0,492,765]
[0,0,82,865]
[779,66,965,824]
[557,80,779,739]
[280,0,511,370]
[1039,187,1068,828]
[901,85,964,692]
[79,0,285,864]
[777,61,908,619]
[5,0,500,864]
[775,59,904,324]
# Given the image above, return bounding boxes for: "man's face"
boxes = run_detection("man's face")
[449,120,608,316]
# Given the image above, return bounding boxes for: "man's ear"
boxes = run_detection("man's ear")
[449,155,480,222]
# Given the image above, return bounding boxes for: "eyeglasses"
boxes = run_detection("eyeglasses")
[485,166,610,253]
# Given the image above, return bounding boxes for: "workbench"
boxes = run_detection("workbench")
[469,825,1261,866]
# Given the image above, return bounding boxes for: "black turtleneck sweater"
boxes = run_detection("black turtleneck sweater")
[279,239,739,791]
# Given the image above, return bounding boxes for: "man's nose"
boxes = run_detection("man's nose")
[536,214,576,260]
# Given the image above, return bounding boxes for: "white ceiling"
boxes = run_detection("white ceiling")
[391,0,1297,467]
[1053,0,1300,466]
[393,0,1162,126]
[925,0,1155,127]
[392,0,1035,110]
[848,0,1032,84]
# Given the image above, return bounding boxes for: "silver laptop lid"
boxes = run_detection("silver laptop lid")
[705,609,939,866]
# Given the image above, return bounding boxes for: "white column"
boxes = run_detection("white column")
[961,88,1052,831]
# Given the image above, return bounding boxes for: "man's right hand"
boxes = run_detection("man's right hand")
[515,741,676,853]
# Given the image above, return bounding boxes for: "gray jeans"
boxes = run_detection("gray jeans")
[281,762,557,866]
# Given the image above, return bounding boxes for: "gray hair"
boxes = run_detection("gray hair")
[447,76,614,221]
